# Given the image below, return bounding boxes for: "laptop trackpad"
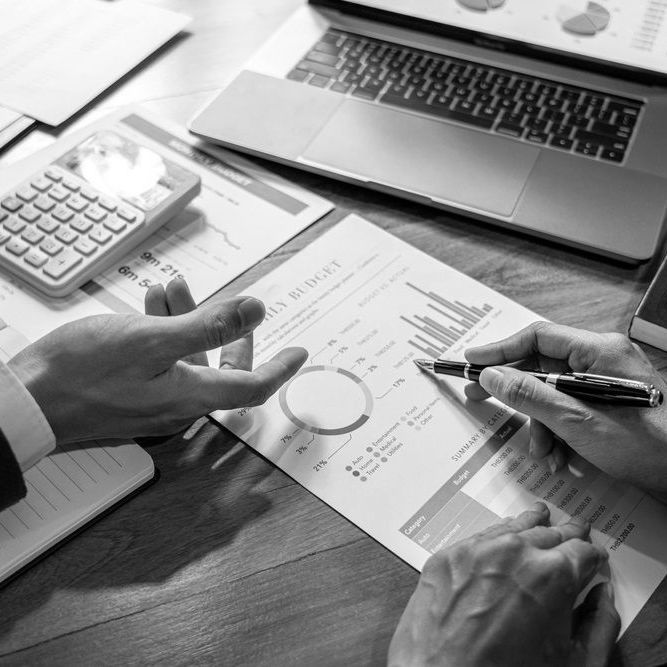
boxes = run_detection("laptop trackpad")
[301,100,540,217]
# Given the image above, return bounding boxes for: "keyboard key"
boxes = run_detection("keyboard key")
[600,148,625,163]
[84,206,107,223]
[351,87,379,101]
[48,186,70,202]
[74,238,98,256]
[34,196,56,213]
[39,238,64,256]
[117,208,138,223]
[104,217,127,233]
[21,227,45,245]
[4,217,26,234]
[287,69,309,82]
[53,205,74,223]
[89,227,112,245]
[80,187,98,202]
[0,211,7,223]
[331,82,351,93]
[526,130,549,145]
[296,60,336,78]
[37,217,60,234]
[589,121,631,139]
[16,187,38,203]
[98,198,118,212]
[24,250,48,268]
[55,227,78,245]
[70,217,93,233]
[0,230,9,245]
[308,75,330,88]
[62,177,80,192]
[574,129,617,148]
[43,249,82,279]
[19,207,40,223]
[306,51,339,66]
[6,239,28,256]
[67,196,88,212]
[31,176,52,192]
[575,142,600,157]
[495,123,524,138]
[2,197,22,212]
[549,136,574,151]
[45,169,62,182]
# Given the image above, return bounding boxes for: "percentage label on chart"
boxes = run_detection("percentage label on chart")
[313,460,328,472]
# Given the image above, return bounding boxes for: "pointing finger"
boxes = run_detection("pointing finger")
[520,518,591,549]
[165,279,209,367]
[144,284,169,316]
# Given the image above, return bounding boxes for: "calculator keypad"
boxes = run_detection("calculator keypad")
[0,165,144,291]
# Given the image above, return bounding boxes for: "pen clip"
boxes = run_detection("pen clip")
[570,372,654,392]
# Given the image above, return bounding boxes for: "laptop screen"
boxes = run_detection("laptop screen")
[317,1,667,80]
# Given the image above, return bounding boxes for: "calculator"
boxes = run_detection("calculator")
[0,130,201,297]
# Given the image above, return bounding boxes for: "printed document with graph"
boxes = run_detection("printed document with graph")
[215,214,667,634]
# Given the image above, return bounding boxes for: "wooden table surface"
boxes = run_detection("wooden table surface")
[1,1,667,665]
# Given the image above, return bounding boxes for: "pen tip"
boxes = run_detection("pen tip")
[414,359,434,371]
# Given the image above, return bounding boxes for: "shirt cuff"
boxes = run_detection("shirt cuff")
[0,361,55,471]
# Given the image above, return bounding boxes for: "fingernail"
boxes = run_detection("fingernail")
[238,298,265,329]
[604,581,615,602]
[532,501,548,514]
[547,454,558,474]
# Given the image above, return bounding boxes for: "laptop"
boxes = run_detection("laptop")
[189,1,667,263]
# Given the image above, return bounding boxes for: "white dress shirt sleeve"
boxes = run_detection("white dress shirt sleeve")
[0,361,55,472]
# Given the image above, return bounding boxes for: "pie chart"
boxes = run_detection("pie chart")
[457,0,506,12]
[557,2,610,36]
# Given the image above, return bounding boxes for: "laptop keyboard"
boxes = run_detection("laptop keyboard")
[287,30,643,165]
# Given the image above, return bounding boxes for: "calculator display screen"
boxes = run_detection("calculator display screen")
[57,131,177,211]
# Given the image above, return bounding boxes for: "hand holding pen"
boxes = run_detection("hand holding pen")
[417,322,667,502]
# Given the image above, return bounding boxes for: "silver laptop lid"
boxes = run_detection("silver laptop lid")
[312,0,667,82]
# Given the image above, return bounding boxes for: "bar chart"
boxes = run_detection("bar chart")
[402,282,494,357]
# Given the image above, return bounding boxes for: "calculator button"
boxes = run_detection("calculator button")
[70,217,93,233]
[19,207,41,223]
[4,217,26,234]
[80,188,98,202]
[84,206,106,223]
[37,217,60,234]
[48,186,70,202]
[2,197,23,212]
[62,178,80,192]
[89,227,112,245]
[98,198,117,212]
[67,196,88,212]
[45,169,62,182]
[52,206,74,223]
[21,228,45,245]
[16,187,38,203]
[104,217,126,233]
[74,238,98,256]
[0,230,10,245]
[31,176,53,192]
[6,239,28,256]
[39,238,64,256]
[0,211,7,223]
[24,250,48,268]
[43,249,82,279]
[55,228,78,245]
[117,208,138,223]
[34,196,55,213]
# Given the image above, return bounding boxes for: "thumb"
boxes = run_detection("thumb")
[570,583,620,667]
[148,296,266,366]
[479,366,591,441]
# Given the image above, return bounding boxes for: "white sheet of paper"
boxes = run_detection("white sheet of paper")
[0,0,190,125]
[355,0,667,76]
[214,215,667,634]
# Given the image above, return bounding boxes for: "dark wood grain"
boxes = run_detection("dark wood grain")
[1,1,666,665]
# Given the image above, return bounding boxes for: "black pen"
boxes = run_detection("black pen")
[414,359,664,408]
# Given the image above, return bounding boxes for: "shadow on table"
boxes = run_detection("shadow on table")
[0,423,275,641]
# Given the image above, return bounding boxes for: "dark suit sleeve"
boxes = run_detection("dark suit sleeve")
[0,427,27,512]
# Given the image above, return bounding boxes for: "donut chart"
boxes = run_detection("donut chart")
[558,2,610,36]
[457,0,506,11]
[279,365,373,436]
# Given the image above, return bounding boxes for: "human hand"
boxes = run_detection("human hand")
[388,503,619,667]
[464,322,667,501]
[8,279,307,443]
